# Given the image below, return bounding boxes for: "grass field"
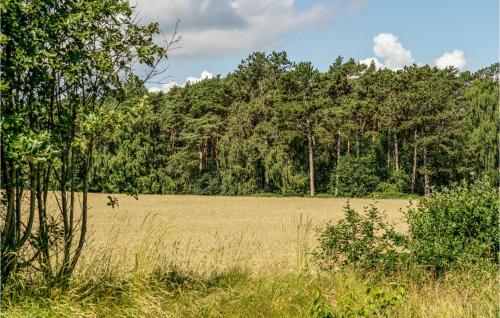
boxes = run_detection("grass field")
[3,194,498,317]
[81,194,409,274]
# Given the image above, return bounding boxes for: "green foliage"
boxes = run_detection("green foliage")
[406,178,499,272]
[331,155,380,197]
[332,284,406,318]
[315,203,405,272]
[316,178,498,276]
[310,290,335,318]
[194,171,221,195]
[1,0,167,285]
[85,52,497,198]
[374,170,409,196]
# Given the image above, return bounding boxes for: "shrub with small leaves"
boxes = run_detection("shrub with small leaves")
[406,178,499,273]
[314,203,406,272]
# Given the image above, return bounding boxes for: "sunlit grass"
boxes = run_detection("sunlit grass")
[2,194,497,317]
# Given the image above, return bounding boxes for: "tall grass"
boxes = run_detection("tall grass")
[1,196,498,317]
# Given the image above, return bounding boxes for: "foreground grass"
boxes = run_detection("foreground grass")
[2,265,498,317]
[2,195,497,317]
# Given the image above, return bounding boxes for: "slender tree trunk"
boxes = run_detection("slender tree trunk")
[355,132,360,157]
[204,138,208,170]
[19,165,36,247]
[394,134,399,172]
[372,121,377,143]
[15,167,23,243]
[307,118,315,196]
[347,138,351,156]
[335,130,341,196]
[411,130,418,194]
[423,145,430,196]
[214,138,220,172]
[386,144,391,168]
[37,168,51,278]
[198,149,203,172]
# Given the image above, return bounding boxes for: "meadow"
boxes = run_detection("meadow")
[2,194,497,317]
[82,194,408,274]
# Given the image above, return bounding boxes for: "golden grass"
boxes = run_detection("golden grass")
[4,194,498,317]
[80,194,409,274]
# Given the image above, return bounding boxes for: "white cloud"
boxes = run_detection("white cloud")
[148,81,179,93]
[149,70,213,92]
[134,0,340,57]
[358,57,383,69]
[372,33,413,70]
[186,70,213,84]
[360,33,467,72]
[435,49,466,70]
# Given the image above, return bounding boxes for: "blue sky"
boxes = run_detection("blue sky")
[136,0,499,91]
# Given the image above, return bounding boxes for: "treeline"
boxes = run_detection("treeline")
[92,53,499,196]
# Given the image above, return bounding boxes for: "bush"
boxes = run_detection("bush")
[374,170,409,197]
[331,155,380,197]
[406,178,499,272]
[194,171,221,195]
[314,203,405,272]
[316,178,498,276]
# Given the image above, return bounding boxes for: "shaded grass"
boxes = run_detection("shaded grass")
[2,264,498,318]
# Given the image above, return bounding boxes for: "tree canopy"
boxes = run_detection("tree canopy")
[91,52,499,197]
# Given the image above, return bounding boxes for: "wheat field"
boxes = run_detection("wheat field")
[4,194,498,318]
[80,194,409,275]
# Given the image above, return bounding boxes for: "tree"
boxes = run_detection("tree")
[1,0,168,286]
[84,52,496,198]
[278,62,322,196]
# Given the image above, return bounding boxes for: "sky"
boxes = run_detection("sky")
[133,0,499,92]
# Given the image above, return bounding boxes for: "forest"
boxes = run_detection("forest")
[92,55,499,197]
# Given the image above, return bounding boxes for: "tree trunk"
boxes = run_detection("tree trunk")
[307,118,315,196]
[386,144,391,168]
[355,132,360,157]
[394,134,399,172]
[335,130,341,196]
[198,149,203,172]
[423,145,430,196]
[411,130,418,194]
[204,138,208,170]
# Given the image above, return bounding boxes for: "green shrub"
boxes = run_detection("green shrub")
[406,178,499,272]
[331,155,380,197]
[334,284,406,317]
[374,170,410,197]
[194,171,221,195]
[314,203,405,272]
[316,178,498,276]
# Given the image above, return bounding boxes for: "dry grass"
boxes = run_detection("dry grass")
[80,194,409,274]
[3,194,498,317]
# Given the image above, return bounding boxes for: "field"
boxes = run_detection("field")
[82,194,409,274]
[3,194,498,317]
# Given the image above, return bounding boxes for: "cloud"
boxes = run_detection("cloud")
[358,57,383,69]
[148,81,179,93]
[134,0,354,57]
[358,33,413,70]
[134,0,247,32]
[360,33,467,72]
[372,33,413,70]
[186,70,213,84]
[148,70,213,92]
[435,49,466,70]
